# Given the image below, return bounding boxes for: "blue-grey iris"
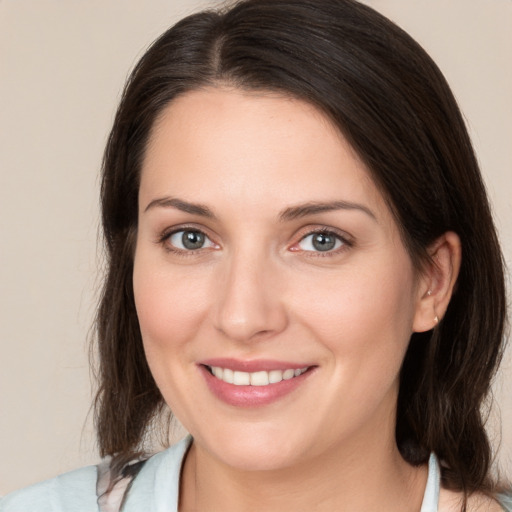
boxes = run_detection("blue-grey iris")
[182,231,205,250]
[312,233,336,251]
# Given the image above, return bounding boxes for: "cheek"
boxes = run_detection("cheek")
[132,251,210,355]
[291,255,417,372]
[292,259,417,429]
[132,250,214,419]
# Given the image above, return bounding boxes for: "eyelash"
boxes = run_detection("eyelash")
[292,228,353,257]
[156,226,353,257]
[157,225,217,256]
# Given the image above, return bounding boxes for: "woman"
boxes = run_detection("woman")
[1,0,510,510]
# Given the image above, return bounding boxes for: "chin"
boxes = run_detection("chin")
[197,423,309,472]
[218,446,298,472]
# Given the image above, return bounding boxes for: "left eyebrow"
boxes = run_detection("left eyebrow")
[143,197,215,218]
[279,201,377,222]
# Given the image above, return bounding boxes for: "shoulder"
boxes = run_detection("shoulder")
[0,465,98,512]
[119,436,192,511]
[0,436,192,512]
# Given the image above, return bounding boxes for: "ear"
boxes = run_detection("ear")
[413,231,461,333]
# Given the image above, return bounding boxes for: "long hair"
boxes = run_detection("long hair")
[94,0,507,494]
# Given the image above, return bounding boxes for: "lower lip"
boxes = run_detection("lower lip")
[199,365,313,407]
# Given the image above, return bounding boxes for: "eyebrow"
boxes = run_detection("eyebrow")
[279,201,377,222]
[144,197,215,218]
[144,197,376,222]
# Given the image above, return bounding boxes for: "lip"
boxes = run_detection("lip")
[198,359,315,407]
[199,358,310,372]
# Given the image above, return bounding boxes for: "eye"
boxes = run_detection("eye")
[167,229,216,251]
[297,231,344,252]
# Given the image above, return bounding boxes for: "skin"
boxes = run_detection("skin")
[133,87,462,512]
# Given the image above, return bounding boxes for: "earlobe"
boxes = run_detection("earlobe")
[413,231,461,333]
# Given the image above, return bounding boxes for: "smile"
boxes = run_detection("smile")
[206,366,309,386]
[200,360,315,407]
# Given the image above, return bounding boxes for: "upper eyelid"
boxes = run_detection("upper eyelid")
[157,225,214,247]
[295,226,353,243]
[300,231,344,242]
[159,224,212,240]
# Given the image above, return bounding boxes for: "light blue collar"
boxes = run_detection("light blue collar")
[421,453,441,512]
[123,437,441,512]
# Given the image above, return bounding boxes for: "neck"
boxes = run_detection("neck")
[179,426,428,512]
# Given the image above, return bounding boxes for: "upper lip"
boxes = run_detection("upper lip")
[199,358,313,372]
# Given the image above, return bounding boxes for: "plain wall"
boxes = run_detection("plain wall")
[0,0,510,495]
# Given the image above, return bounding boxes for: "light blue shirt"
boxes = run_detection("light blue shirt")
[1,437,510,511]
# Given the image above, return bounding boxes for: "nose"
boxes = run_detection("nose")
[213,251,288,343]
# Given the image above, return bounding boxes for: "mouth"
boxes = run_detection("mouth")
[198,359,315,407]
[204,365,310,386]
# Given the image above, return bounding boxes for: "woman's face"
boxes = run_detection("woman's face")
[134,88,427,471]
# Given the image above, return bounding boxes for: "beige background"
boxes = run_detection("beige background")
[0,0,510,495]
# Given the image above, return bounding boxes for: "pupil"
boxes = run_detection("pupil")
[312,233,335,251]
[182,231,205,250]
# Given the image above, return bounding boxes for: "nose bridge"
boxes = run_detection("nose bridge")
[214,243,287,342]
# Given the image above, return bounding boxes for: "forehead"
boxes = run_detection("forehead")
[139,87,390,224]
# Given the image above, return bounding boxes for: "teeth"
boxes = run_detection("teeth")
[233,371,250,385]
[269,370,283,384]
[283,369,295,380]
[223,368,234,384]
[208,366,309,386]
[250,371,269,386]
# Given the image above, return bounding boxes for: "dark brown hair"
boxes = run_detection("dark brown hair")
[94,0,507,497]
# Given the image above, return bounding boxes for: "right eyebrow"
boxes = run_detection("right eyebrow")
[278,200,377,223]
[143,197,215,218]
